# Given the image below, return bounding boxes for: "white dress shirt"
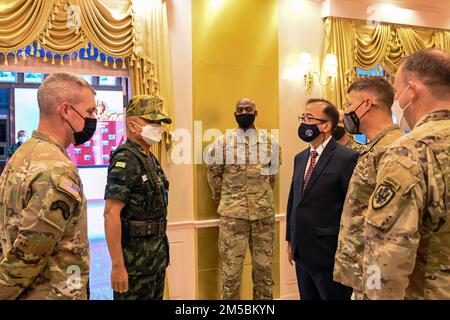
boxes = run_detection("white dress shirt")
[304,135,332,179]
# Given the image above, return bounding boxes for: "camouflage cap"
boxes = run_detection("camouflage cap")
[126,95,172,124]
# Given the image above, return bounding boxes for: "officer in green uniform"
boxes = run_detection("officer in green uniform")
[104,95,171,300]
[333,77,403,299]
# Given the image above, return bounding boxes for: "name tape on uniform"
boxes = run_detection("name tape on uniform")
[115,162,126,168]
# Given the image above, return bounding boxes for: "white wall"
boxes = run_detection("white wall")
[164,0,195,223]
[165,0,197,300]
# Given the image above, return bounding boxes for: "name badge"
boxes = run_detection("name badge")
[142,175,148,182]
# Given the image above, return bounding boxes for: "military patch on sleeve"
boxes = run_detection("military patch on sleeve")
[372,182,396,210]
[115,161,126,168]
[58,177,81,202]
[51,200,71,220]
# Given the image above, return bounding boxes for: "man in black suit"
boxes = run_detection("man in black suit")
[286,99,358,300]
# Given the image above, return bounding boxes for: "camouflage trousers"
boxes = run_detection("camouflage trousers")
[351,289,364,300]
[218,216,275,300]
[113,270,165,300]
[113,235,169,300]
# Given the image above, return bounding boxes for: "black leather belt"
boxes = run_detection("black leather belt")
[127,220,167,237]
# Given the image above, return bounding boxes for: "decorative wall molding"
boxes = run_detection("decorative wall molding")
[168,213,286,230]
[278,214,300,300]
[166,214,286,299]
[166,222,196,300]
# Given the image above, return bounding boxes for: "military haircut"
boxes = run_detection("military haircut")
[347,77,394,113]
[401,48,450,99]
[306,98,339,132]
[37,72,96,116]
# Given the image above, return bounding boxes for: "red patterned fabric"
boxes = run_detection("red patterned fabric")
[303,150,318,193]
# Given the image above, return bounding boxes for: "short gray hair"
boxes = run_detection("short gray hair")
[37,72,96,115]
[401,48,450,99]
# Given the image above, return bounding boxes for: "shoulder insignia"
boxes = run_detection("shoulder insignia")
[372,182,395,210]
[51,200,71,220]
[58,176,81,201]
[115,161,126,168]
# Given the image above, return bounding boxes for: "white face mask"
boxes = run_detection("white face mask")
[392,85,413,131]
[135,123,163,146]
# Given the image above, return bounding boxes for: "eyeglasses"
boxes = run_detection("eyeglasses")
[298,115,329,123]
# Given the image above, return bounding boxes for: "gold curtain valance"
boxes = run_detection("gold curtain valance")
[0,0,174,155]
[76,0,133,58]
[0,0,54,52]
[0,0,133,61]
[0,0,172,97]
[322,17,450,109]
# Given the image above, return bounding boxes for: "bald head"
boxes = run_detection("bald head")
[236,97,256,108]
[38,72,95,116]
[235,97,257,113]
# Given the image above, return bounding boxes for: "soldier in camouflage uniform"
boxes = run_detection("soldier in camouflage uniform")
[104,95,171,300]
[362,48,450,299]
[206,98,281,300]
[333,77,404,299]
[0,72,96,299]
[334,110,365,153]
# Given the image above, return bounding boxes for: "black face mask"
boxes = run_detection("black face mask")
[66,105,97,146]
[333,126,346,140]
[343,100,370,135]
[298,123,322,142]
[235,113,255,129]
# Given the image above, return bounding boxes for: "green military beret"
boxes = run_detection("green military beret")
[126,94,172,124]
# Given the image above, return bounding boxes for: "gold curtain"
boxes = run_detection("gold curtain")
[0,0,54,52]
[76,0,133,58]
[132,0,173,109]
[38,1,85,55]
[34,0,133,66]
[435,31,450,52]
[0,0,173,156]
[131,0,174,155]
[0,0,172,100]
[322,17,355,110]
[322,17,450,109]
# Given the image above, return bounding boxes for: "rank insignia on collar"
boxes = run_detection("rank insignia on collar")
[372,182,395,210]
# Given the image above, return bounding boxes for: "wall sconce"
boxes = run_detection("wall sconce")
[300,52,338,96]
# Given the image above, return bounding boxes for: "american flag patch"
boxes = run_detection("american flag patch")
[58,177,81,201]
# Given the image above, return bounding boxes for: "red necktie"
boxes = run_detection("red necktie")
[303,150,318,193]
